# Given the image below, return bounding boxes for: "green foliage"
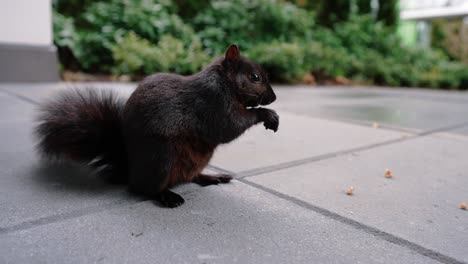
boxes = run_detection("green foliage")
[53,0,198,72]
[112,32,210,75]
[357,46,468,89]
[377,0,399,27]
[53,11,76,48]
[53,0,468,89]
[315,0,351,27]
[417,61,468,89]
[356,0,371,14]
[111,32,160,75]
[303,41,353,77]
[53,10,83,70]
[53,0,98,19]
[81,0,190,42]
[247,42,306,82]
[173,0,211,19]
[194,0,314,55]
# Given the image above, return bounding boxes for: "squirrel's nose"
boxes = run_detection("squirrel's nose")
[270,91,277,103]
[261,90,276,105]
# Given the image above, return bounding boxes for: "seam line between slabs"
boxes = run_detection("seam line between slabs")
[211,162,467,263]
[0,88,40,105]
[233,121,468,180]
[236,178,465,264]
[2,87,468,264]
[0,198,145,235]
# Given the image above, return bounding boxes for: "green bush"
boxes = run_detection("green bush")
[417,61,468,89]
[52,0,468,89]
[247,41,353,82]
[308,16,468,89]
[112,32,209,75]
[303,41,353,77]
[194,0,314,55]
[54,0,197,72]
[247,42,306,82]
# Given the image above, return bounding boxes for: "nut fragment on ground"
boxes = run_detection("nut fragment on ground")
[346,186,354,195]
[385,168,392,178]
[372,122,380,128]
[461,202,467,210]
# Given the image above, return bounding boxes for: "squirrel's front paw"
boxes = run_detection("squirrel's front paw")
[259,109,279,132]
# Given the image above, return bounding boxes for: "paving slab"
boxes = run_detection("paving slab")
[5,84,468,133]
[276,86,468,103]
[0,120,36,153]
[1,83,466,263]
[246,135,468,262]
[0,93,37,122]
[273,87,468,132]
[211,112,408,173]
[0,120,130,230]
[0,82,136,104]
[0,118,217,231]
[0,181,440,264]
[449,125,468,136]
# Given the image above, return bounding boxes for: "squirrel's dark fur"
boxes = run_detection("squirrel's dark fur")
[35,45,278,207]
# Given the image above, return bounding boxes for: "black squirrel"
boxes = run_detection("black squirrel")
[35,44,279,208]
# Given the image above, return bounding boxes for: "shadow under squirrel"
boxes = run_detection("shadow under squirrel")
[35,44,279,208]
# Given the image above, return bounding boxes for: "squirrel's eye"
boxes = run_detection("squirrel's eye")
[249,73,260,83]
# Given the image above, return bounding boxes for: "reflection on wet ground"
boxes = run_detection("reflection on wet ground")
[274,87,468,133]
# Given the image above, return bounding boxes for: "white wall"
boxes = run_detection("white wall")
[401,0,468,10]
[0,0,52,46]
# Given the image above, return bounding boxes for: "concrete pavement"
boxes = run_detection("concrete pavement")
[0,83,467,264]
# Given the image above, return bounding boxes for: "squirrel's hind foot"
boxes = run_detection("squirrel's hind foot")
[193,174,233,187]
[154,190,185,208]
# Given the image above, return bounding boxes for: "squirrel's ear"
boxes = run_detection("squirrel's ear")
[224,44,240,62]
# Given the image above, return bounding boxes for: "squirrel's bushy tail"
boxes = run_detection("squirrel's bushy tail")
[35,88,127,181]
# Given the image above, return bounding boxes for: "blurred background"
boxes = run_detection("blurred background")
[1,0,467,89]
